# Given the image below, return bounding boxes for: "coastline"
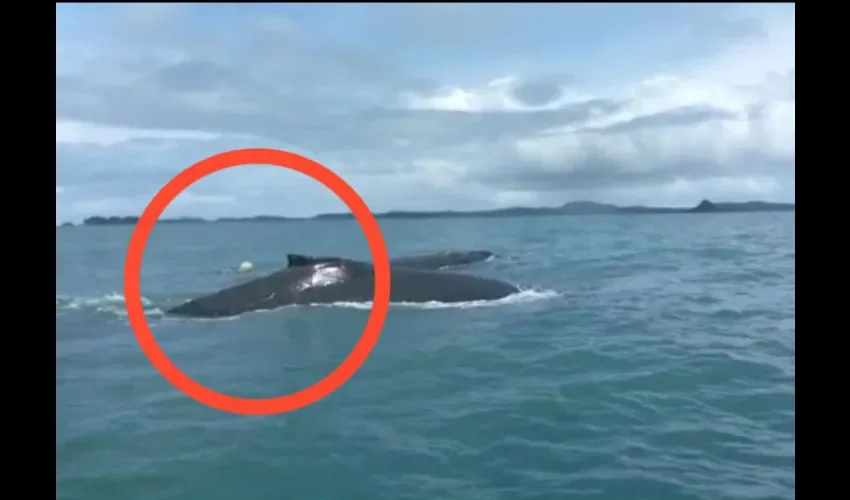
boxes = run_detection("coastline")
[64,199,795,227]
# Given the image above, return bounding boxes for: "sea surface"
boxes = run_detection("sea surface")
[56,213,795,500]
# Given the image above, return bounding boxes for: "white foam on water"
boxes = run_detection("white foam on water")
[163,287,562,323]
[55,292,163,318]
[57,285,561,323]
[308,287,561,310]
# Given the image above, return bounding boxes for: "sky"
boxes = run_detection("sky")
[56,3,795,223]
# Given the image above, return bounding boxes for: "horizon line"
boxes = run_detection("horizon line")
[57,197,795,226]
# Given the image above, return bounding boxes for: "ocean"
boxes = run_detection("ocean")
[56,212,795,500]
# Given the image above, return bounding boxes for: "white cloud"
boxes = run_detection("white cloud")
[56,120,221,147]
[401,76,587,113]
[391,12,794,199]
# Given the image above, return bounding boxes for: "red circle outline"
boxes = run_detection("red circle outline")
[123,148,391,416]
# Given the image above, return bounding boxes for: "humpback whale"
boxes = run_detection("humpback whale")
[167,252,517,318]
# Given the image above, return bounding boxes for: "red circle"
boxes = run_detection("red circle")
[123,148,391,416]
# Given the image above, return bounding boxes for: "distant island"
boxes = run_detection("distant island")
[74,199,794,226]
[80,216,208,226]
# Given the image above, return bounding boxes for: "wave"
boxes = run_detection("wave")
[56,287,561,320]
[308,287,561,310]
[56,293,164,318]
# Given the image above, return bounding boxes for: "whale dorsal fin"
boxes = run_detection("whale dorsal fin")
[287,254,317,267]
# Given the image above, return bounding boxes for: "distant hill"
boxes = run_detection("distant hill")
[78,199,795,226]
[308,199,793,220]
[80,215,207,226]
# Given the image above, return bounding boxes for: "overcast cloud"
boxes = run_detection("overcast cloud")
[56,3,795,224]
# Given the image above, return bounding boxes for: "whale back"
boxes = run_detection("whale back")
[167,256,517,318]
[287,253,343,268]
[391,250,494,270]
[288,250,493,270]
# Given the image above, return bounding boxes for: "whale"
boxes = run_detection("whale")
[167,255,519,318]
[286,250,494,271]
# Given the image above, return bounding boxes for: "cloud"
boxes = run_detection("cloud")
[57,120,222,146]
[56,3,794,223]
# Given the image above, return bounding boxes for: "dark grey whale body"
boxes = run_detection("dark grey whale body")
[286,250,494,271]
[167,251,517,318]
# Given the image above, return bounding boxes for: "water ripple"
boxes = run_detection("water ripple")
[57,213,795,500]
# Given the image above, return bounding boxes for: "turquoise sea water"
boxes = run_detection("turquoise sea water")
[56,213,795,500]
